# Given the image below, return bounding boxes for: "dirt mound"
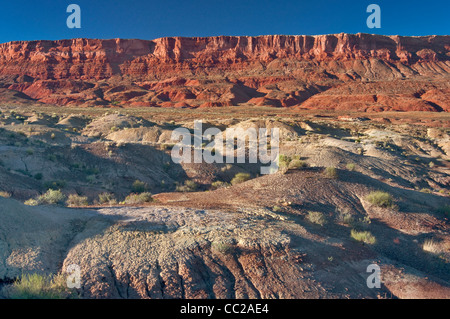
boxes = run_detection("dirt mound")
[81,113,153,138]
[228,119,301,141]
[106,126,174,145]
[57,115,90,130]
[0,197,86,279]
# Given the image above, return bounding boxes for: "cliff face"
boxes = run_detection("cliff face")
[0,34,449,111]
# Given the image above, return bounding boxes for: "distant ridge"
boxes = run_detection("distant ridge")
[0,34,448,111]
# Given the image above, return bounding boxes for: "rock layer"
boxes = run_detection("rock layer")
[0,34,449,110]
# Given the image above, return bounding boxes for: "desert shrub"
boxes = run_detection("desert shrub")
[132,180,148,193]
[0,191,11,198]
[176,180,198,192]
[337,208,354,225]
[278,154,291,168]
[66,194,89,207]
[272,206,283,213]
[306,211,326,226]
[422,239,441,254]
[37,189,66,205]
[211,181,230,190]
[24,199,39,206]
[3,273,74,299]
[346,163,356,171]
[212,242,235,255]
[350,216,372,230]
[323,167,338,179]
[341,213,354,225]
[124,192,153,205]
[366,191,394,208]
[231,172,251,185]
[351,230,376,245]
[97,192,117,205]
[288,159,308,169]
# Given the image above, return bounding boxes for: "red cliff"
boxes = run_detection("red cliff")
[0,33,449,111]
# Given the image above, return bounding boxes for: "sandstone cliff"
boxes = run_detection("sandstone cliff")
[0,34,449,110]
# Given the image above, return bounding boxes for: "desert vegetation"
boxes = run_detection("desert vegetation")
[323,167,338,179]
[1,273,76,299]
[366,191,395,208]
[350,230,376,245]
[25,189,66,206]
[0,105,449,300]
[123,192,153,205]
[231,172,251,185]
[306,211,327,226]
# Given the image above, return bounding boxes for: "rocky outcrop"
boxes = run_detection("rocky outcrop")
[0,34,449,110]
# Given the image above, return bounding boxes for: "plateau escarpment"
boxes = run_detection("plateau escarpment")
[0,34,449,111]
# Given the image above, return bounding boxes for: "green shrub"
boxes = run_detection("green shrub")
[212,242,235,255]
[366,191,394,208]
[211,181,230,190]
[124,192,153,205]
[272,206,283,213]
[176,180,198,192]
[132,180,148,193]
[24,199,39,206]
[97,192,117,205]
[346,163,356,171]
[278,154,291,169]
[231,173,251,185]
[288,159,308,169]
[37,189,66,205]
[350,216,372,230]
[3,273,74,299]
[306,211,327,226]
[323,167,338,179]
[339,211,354,225]
[351,230,376,244]
[66,194,89,207]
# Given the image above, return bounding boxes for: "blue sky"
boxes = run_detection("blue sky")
[0,0,448,43]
